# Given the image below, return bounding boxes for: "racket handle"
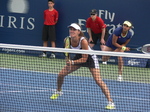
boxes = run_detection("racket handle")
[65,57,71,71]
[130,48,136,51]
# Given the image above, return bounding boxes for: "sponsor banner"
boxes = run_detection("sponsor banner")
[0,0,149,68]
[0,0,150,48]
[146,59,150,68]
[123,57,148,68]
[0,47,65,59]
[97,56,117,64]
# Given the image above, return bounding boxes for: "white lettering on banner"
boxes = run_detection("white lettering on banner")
[78,9,134,36]
[8,16,17,28]
[20,17,25,29]
[0,15,35,30]
[0,15,4,27]
[97,58,116,63]
[78,19,86,32]
[128,59,140,66]
[2,48,25,53]
[99,10,115,22]
[27,18,35,30]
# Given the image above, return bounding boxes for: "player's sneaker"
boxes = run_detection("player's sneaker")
[50,53,55,59]
[117,75,123,81]
[39,53,47,58]
[50,90,63,100]
[102,61,107,65]
[105,102,116,110]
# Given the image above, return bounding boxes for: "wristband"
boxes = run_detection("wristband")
[122,46,126,51]
[71,60,74,65]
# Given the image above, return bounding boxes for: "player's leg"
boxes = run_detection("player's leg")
[117,56,123,81]
[39,25,48,57]
[100,44,105,51]
[50,65,80,100]
[114,48,124,81]
[57,65,80,90]
[100,28,109,51]
[49,25,56,48]
[99,35,106,51]
[89,31,98,48]
[89,42,95,48]
[49,41,56,58]
[51,41,56,47]
[49,25,56,58]
[89,68,115,109]
[43,41,48,47]
[102,46,113,62]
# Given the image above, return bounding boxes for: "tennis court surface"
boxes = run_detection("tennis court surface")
[0,44,150,112]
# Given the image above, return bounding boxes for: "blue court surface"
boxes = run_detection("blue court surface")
[0,68,150,112]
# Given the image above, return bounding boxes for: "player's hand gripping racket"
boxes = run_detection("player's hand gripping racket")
[130,44,150,54]
[64,37,71,70]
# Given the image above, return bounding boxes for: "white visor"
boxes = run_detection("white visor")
[68,23,81,31]
[123,21,132,27]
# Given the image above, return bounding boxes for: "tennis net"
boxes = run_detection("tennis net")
[0,43,150,112]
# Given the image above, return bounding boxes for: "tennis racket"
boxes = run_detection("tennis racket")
[64,37,71,70]
[130,44,150,54]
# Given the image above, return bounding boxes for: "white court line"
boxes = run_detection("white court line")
[0,67,150,85]
[0,83,48,89]
[0,89,51,93]
[1,67,150,102]
[0,83,150,102]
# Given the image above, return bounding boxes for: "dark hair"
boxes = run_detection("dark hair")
[74,23,85,37]
[90,9,97,14]
[48,0,55,3]
[74,23,89,41]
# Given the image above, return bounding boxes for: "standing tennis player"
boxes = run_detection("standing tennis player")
[39,0,58,58]
[86,9,108,64]
[50,23,116,110]
[102,20,133,81]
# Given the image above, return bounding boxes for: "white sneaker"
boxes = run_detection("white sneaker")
[39,53,47,58]
[50,53,55,59]
[102,61,107,65]
[105,102,116,109]
[117,75,123,81]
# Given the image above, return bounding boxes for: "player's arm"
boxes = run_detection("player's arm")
[72,39,89,64]
[112,34,131,51]
[54,11,59,24]
[87,28,93,42]
[100,27,106,44]
[121,39,131,51]
[99,20,106,44]
[122,39,131,46]
[86,19,93,43]
[112,34,123,49]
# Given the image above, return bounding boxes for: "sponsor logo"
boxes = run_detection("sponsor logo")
[7,0,29,14]
[0,0,35,30]
[127,59,140,66]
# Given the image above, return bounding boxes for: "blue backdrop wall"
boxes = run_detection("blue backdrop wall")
[0,0,150,49]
